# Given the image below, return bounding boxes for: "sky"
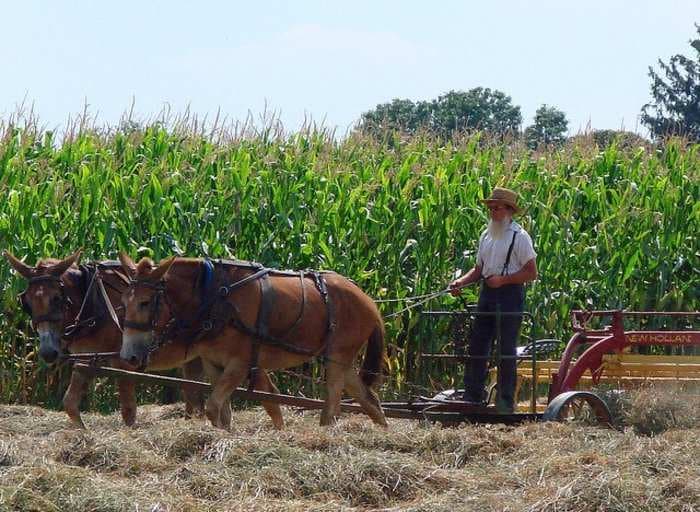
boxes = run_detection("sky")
[1,1,698,137]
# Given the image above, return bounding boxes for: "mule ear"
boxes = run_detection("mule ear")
[48,249,82,276]
[118,252,137,279]
[149,256,176,282]
[4,251,34,278]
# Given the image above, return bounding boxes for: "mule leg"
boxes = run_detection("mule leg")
[182,358,205,419]
[343,368,388,427]
[320,361,345,426]
[117,378,137,426]
[204,359,247,430]
[219,398,232,429]
[201,360,224,428]
[255,371,284,430]
[63,370,90,428]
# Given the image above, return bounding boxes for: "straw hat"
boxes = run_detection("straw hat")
[482,187,521,214]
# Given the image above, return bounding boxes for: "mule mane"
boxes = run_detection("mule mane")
[135,258,155,278]
[34,259,80,279]
[35,259,62,272]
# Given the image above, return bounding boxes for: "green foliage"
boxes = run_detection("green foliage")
[360,88,522,137]
[641,24,700,141]
[359,99,431,135]
[567,130,651,151]
[430,89,522,136]
[524,104,568,149]
[591,130,650,150]
[0,119,697,407]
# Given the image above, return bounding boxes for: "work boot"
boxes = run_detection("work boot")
[495,399,514,414]
[462,394,488,406]
[462,384,488,404]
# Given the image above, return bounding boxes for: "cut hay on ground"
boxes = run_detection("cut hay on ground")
[1,387,698,511]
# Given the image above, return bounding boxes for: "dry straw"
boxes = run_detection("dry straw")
[0,386,698,511]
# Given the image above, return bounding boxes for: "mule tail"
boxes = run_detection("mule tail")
[360,325,387,388]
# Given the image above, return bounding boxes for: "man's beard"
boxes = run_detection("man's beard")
[487,218,511,240]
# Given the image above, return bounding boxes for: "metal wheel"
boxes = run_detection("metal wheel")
[542,391,612,427]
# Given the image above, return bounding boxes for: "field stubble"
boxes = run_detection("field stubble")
[0,386,698,512]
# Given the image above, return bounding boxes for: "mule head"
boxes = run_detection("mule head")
[4,250,82,363]
[119,253,176,369]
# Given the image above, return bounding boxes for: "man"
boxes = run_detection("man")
[449,187,537,412]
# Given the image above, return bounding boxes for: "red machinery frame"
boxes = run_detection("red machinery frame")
[550,310,700,397]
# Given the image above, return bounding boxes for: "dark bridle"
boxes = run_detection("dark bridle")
[19,263,126,342]
[124,279,172,337]
[19,274,68,324]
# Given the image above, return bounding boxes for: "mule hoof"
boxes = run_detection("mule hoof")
[121,411,136,427]
[205,408,220,428]
[319,414,339,427]
[67,417,86,429]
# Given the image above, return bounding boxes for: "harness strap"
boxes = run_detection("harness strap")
[98,263,132,287]
[193,259,216,327]
[500,231,518,276]
[136,262,335,365]
[248,272,275,390]
[220,266,269,296]
[64,264,126,339]
[65,266,99,337]
[287,270,306,333]
[310,271,336,363]
[97,274,123,333]
[228,315,318,356]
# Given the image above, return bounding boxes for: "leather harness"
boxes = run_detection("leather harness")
[64,262,128,338]
[124,259,337,386]
[19,261,127,341]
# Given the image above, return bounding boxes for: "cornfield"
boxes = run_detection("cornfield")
[0,113,698,408]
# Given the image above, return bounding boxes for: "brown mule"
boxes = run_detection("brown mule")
[118,254,388,429]
[4,250,207,427]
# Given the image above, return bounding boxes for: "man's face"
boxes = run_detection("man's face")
[487,202,512,222]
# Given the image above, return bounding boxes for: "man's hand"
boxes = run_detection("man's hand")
[449,279,464,296]
[449,265,482,295]
[485,275,507,288]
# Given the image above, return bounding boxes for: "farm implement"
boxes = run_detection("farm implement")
[74,307,700,429]
[418,308,699,414]
[550,309,700,395]
[46,303,699,430]
[71,362,612,427]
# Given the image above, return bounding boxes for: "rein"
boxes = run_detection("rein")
[381,288,453,319]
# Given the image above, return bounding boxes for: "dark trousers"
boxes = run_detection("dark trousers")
[464,283,525,406]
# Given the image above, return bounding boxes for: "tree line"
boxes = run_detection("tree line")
[360,24,700,146]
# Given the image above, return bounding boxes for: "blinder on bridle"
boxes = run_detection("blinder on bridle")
[18,291,31,314]
[18,274,68,324]
[122,279,168,335]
